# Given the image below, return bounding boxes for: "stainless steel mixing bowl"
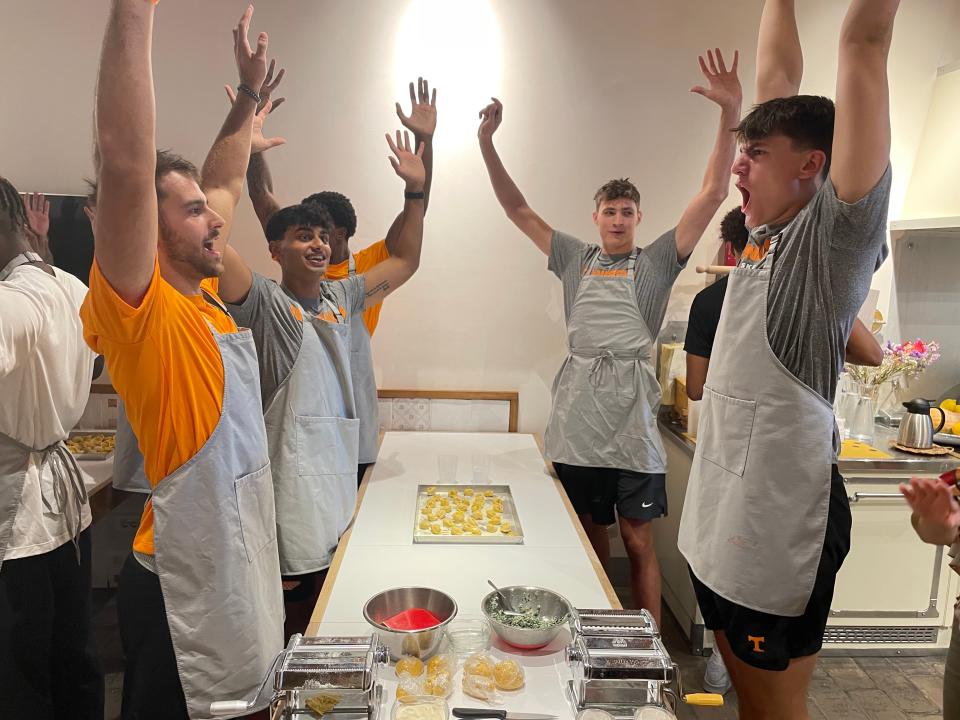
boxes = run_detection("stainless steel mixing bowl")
[362,586,458,660]
[481,586,570,649]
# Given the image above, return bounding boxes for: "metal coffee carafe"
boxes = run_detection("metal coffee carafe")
[897,399,947,449]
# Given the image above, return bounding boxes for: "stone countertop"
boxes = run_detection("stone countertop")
[658,414,957,475]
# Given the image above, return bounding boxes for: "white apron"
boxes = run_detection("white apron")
[112,400,150,493]
[544,248,666,473]
[265,291,359,576]
[150,296,284,719]
[347,255,380,463]
[677,240,834,617]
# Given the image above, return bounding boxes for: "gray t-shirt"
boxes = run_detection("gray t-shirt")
[749,166,892,405]
[226,272,366,406]
[548,227,685,337]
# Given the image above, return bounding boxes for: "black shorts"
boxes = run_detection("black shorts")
[554,463,667,526]
[689,465,852,671]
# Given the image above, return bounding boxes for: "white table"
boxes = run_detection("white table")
[307,431,619,718]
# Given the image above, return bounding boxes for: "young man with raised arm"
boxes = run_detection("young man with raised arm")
[217,127,426,639]
[80,3,283,718]
[678,2,901,717]
[245,77,437,484]
[478,50,743,626]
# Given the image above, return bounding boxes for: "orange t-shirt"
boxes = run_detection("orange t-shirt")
[326,240,390,336]
[80,260,238,556]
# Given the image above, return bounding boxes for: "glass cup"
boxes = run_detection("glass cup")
[437,455,458,484]
[471,454,491,485]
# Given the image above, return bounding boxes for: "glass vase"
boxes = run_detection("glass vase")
[850,382,880,443]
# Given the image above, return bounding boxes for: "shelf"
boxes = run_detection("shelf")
[889,217,960,241]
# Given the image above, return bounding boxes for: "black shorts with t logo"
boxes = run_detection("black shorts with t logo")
[689,465,852,671]
[553,463,668,526]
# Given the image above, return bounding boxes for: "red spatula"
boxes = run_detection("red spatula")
[382,608,442,630]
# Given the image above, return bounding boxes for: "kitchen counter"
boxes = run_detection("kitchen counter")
[654,414,959,655]
[658,415,957,474]
[306,431,621,719]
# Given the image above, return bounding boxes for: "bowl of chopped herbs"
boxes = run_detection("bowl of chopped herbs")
[480,586,571,649]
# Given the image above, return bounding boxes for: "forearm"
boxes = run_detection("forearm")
[675,103,741,259]
[700,104,742,199]
[840,0,900,49]
[386,194,425,268]
[246,152,281,229]
[479,138,531,218]
[97,0,155,169]
[756,0,802,103]
[844,318,882,366]
[202,95,258,203]
[418,137,434,213]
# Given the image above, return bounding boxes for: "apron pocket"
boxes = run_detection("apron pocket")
[700,387,757,477]
[296,416,360,477]
[235,464,277,563]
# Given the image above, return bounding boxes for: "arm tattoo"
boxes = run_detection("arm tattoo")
[366,281,390,298]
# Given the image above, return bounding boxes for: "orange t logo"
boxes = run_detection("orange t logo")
[747,635,766,653]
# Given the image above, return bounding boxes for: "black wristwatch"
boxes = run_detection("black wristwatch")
[404,190,425,200]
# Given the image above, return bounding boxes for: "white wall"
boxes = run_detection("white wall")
[2,0,959,433]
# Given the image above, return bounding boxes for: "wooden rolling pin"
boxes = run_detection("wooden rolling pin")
[695,264,733,276]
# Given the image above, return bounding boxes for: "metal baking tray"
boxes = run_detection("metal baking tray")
[413,484,524,544]
[66,429,117,461]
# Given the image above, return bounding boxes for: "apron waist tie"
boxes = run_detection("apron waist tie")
[38,442,87,564]
[570,348,642,388]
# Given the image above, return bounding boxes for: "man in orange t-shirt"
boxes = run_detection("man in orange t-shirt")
[244,77,437,483]
[81,4,282,719]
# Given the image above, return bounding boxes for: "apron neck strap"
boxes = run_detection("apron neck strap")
[318,292,345,323]
[0,251,44,281]
[200,288,231,317]
[584,246,639,278]
[348,254,356,276]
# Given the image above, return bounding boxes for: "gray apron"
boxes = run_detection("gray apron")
[150,299,283,719]
[347,255,380,463]
[0,252,88,571]
[112,400,150,493]
[266,291,359,576]
[544,248,667,473]
[0,434,87,572]
[677,238,834,617]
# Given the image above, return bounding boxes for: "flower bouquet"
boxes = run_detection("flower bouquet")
[844,339,941,387]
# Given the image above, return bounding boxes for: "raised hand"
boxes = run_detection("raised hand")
[477,98,503,143]
[396,77,437,140]
[233,5,269,94]
[258,59,286,112]
[386,130,426,191]
[690,48,742,112]
[900,476,960,546]
[23,192,50,239]
[224,87,287,154]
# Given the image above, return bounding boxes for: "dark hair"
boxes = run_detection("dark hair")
[302,191,357,238]
[593,178,641,210]
[735,95,835,177]
[0,176,29,242]
[265,203,334,243]
[719,207,749,255]
[85,149,200,207]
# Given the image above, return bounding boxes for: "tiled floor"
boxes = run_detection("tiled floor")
[608,583,947,720]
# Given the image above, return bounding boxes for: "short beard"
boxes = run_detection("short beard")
[159,214,221,280]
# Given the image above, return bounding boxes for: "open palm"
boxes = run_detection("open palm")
[397,77,437,139]
[691,48,741,112]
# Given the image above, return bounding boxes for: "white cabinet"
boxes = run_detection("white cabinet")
[828,471,955,650]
